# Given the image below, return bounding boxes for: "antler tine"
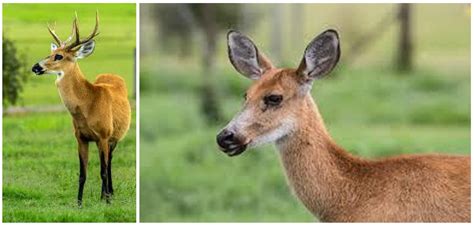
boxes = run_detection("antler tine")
[47,22,62,45]
[73,11,80,45]
[81,11,100,43]
[66,11,100,50]
[63,16,77,45]
[88,11,100,40]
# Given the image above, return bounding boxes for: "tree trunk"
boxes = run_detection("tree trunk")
[199,4,222,123]
[291,4,303,47]
[397,3,413,72]
[270,4,284,65]
[239,4,251,32]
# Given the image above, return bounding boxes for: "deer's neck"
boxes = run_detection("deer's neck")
[276,95,365,221]
[55,64,93,114]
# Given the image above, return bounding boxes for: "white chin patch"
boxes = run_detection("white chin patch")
[47,71,65,81]
[248,118,295,149]
[45,70,63,75]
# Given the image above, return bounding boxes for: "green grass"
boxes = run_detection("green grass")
[3,3,136,107]
[3,111,136,222]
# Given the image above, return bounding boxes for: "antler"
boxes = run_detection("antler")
[65,11,100,50]
[63,15,77,44]
[47,22,62,46]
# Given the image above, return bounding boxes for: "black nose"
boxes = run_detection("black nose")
[31,63,44,75]
[217,129,235,147]
[216,129,248,157]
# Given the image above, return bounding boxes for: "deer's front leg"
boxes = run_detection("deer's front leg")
[97,139,111,203]
[77,137,89,208]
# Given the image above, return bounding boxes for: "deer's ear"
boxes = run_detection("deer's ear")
[75,40,95,59]
[51,43,58,52]
[297,29,340,82]
[227,30,273,80]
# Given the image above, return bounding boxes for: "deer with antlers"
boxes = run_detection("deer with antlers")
[32,12,131,206]
[216,29,470,222]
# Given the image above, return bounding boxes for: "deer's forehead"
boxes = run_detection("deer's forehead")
[247,69,298,96]
[52,48,72,54]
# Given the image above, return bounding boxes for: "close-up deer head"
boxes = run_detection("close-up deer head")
[31,12,100,77]
[217,29,340,156]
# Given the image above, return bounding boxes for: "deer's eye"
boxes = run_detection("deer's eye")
[243,93,248,100]
[54,54,63,61]
[263,94,283,106]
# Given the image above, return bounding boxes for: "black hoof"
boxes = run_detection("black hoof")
[78,200,83,208]
[101,192,112,204]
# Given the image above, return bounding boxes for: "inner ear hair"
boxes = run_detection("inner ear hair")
[297,29,341,82]
[227,30,274,80]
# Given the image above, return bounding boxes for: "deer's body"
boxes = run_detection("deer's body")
[217,30,470,222]
[56,65,130,143]
[278,92,470,222]
[32,12,131,206]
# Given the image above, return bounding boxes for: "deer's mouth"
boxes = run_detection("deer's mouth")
[220,143,248,157]
[34,71,45,75]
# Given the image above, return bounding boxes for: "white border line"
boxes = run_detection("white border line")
[135,2,141,223]
[470,2,473,222]
[1,2,4,222]
[2,0,471,3]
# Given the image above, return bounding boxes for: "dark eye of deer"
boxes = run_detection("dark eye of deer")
[264,94,283,106]
[54,54,63,61]
[243,93,247,100]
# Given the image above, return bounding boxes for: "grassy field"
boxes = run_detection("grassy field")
[140,4,470,222]
[3,4,136,222]
[3,111,136,222]
[3,3,136,106]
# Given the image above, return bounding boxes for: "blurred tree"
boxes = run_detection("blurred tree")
[291,4,304,45]
[239,4,258,32]
[152,4,195,58]
[195,4,222,123]
[153,4,260,123]
[344,6,396,68]
[397,3,413,72]
[270,5,284,65]
[3,36,28,108]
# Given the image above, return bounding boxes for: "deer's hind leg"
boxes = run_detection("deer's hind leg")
[108,141,117,195]
[97,139,111,203]
[76,136,89,207]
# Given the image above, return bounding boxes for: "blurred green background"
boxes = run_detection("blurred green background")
[3,3,136,222]
[140,3,470,222]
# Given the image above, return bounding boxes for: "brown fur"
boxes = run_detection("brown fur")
[55,64,131,143]
[250,68,470,222]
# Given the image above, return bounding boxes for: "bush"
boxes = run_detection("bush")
[3,36,28,108]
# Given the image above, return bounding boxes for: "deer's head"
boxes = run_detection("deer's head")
[32,12,99,77]
[217,29,340,156]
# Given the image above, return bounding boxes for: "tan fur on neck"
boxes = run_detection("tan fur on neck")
[277,94,470,222]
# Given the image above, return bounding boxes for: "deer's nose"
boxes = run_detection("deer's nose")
[217,129,235,147]
[216,129,248,157]
[32,63,45,75]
